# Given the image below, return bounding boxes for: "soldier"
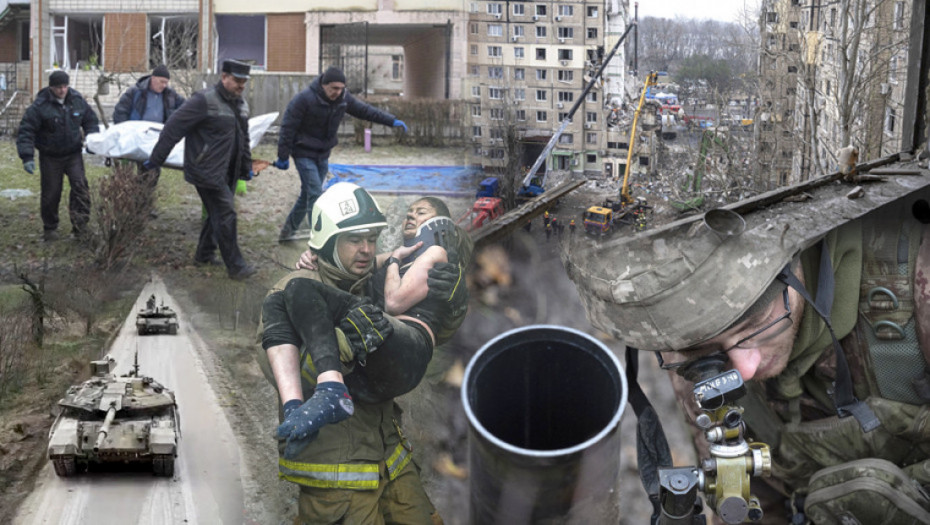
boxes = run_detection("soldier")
[564,174,930,523]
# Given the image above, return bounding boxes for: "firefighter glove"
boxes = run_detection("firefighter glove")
[427,262,468,318]
[276,383,354,458]
[273,158,289,170]
[23,160,35,174]
[340,304,393,364]
[393,119,408,133]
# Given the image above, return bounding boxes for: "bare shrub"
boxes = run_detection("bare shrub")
[91,162,154,270]
[353,98,467,148]
[0,305,34,402]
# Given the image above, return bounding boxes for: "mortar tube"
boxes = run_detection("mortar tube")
[462,325,628,524]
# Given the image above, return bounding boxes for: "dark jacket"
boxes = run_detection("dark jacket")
[149,81,251,190]
[17,87,99,161]
[277,76,395,160]
[111,75,185,124]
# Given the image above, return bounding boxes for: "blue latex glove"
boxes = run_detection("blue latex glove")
[23,160,35,174]
[393,119,408,133]
[142,159,157,171]
[243,170,256,181]
[273,158,289,170]
[276,383,354,458]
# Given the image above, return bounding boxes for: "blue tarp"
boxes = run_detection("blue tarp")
[325,164,482,197]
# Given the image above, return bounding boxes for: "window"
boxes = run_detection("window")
[470,22,479,34]
[558,49,573,61]
[514,88,526,100]
[469,2,478,13]
[558,70,574,82]
[488,24,503,37]
[558,5,574,16]
[488,66,503,78]
[787,65,797,73]
[488,3,502,15]
[766,12,777,23]
[150,16,200,70]
[536,5,547,16]
[515,68,525,80]
[515,47,525,58]
[559,133,573,144]
[488,46,502,57]
[826,80,831,96]
[470,44,478,55]
[536,89,547,101]
[472,126,482,137]
[473,146,482,156]
[391,55,404,80]
[890,56,898,82]
[536,110,548,122]
[514,3,525,16]
[489,149,505,159]
[472,86,481,97]
[536,69,547,80]
[470,65,480,76]
[587,28,598,39]
[490,128,503,140]
[536,48,547,60]
[472,105,482,117]
[216,15,264,69]
[885,106,896,134]
[558,91,574,102]
[587,133,597,145]
[894,2,905,29]
[586,92,597,102]
[536,26,547,38]
[490,108,504,120]
[587,6,598,18]
[514,25,525,37]
[19,20,29,61]
[489,87,503,99]
[639,156,649,166]
[789,21,798,29]
[586,111,597,123]
[516,109,526,121]
[558,27,573,39]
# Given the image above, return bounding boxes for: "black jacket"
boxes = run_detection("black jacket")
[277,76,395,160]
[111,75,185,124]
[17,87,99,161]
[149,81,251,190]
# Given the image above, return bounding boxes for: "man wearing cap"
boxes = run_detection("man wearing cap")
[112,65,186,197]
[273,66,408,242]
[565,181,930,522]
[17,70,99,242]
[144,59,257,280]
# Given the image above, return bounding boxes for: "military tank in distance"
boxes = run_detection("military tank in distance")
[135,294,179,335]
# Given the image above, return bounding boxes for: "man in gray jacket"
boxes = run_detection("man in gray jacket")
[144,60,257,280]
[273,67,407,241]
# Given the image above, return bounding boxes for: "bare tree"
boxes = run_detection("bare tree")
[0,305,34,402]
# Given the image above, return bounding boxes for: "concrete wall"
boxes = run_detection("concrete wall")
[400,26,447,98]
[48,0,197,12]
[215,0,375,14]
[395,0,463,10]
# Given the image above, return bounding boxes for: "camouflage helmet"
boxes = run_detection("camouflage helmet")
[562,165,930,352]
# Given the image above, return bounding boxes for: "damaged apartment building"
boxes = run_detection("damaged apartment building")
[758,0,917,185]
[5,0,631,175]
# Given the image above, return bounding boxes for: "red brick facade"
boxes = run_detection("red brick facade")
[267,14,306,72]
[104,13,148,72]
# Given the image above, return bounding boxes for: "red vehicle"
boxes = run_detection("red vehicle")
[457,197,505,231]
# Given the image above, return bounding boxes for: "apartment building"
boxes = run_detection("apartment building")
[757,0,801,186]
[777,0,912,180]
[465,0,627,176]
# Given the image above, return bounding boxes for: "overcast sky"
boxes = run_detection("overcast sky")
[634,0,760,23]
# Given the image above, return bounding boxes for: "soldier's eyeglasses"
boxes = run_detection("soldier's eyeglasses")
[656,287,792,371]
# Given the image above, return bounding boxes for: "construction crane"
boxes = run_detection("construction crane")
[516,23,636,200]
[617,71,658,207]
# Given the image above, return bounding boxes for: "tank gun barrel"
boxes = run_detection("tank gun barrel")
[94,405,118,452]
